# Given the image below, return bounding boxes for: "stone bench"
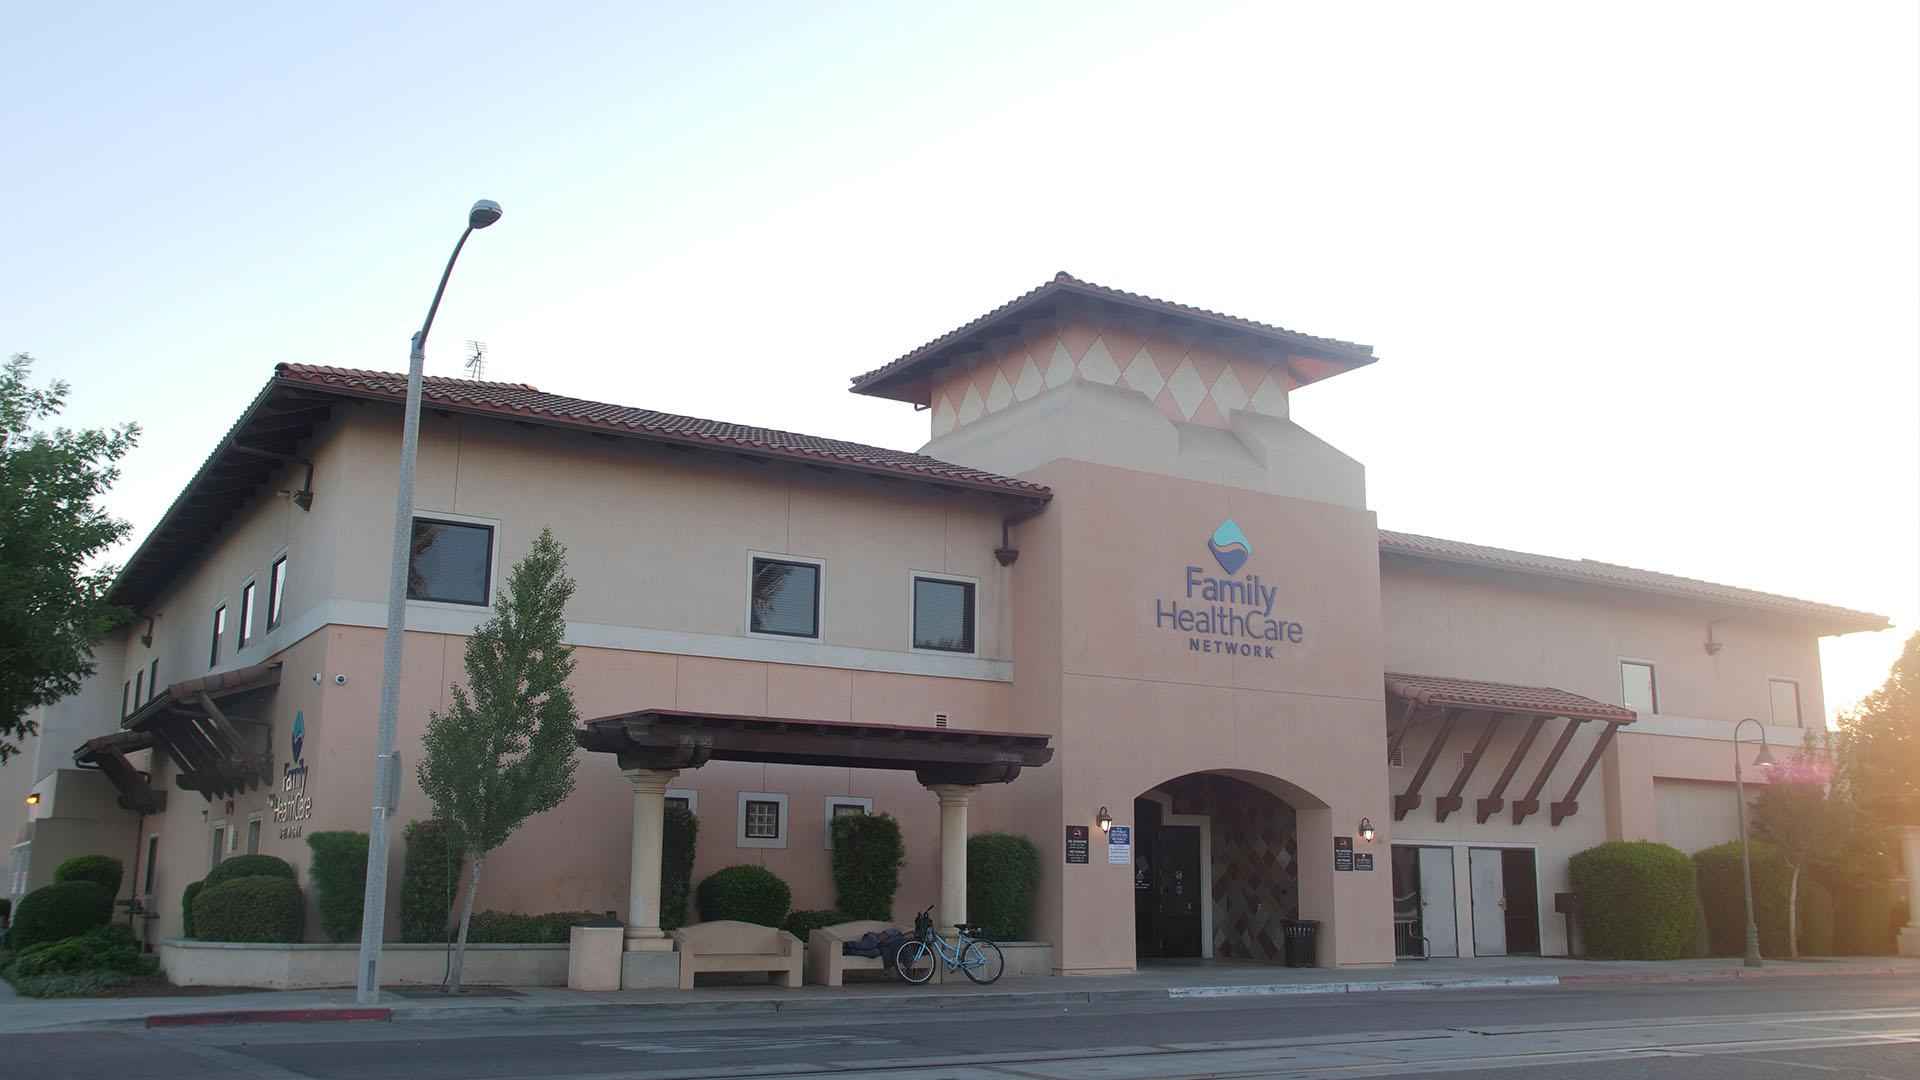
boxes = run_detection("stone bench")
[805,919,902,986]
[670,920,803,990]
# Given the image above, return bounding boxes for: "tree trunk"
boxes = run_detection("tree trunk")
[1788,864,1800,960]
[448,856,484,993]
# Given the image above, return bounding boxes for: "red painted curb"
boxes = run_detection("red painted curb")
[146,1007,392,1028]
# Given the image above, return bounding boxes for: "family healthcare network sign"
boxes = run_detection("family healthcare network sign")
[1152,519,1307,659]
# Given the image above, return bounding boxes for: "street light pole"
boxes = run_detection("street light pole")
[355,200,503,1005]
[1732,716,1775,970]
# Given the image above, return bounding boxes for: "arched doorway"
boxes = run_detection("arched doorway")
[1134,771,1315,963]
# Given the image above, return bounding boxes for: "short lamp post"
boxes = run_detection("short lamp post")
[1732,717,1776,969]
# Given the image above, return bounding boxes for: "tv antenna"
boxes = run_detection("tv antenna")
[464,340,487,381]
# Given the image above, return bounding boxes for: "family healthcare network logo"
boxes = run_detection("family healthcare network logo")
[1153,518,1307,659]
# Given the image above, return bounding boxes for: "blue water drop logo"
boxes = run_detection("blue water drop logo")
[291,710,305,762]
[1207,519,1253,576]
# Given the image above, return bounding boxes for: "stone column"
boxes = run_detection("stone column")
[623,768,679,952]
[928,784,977,938]
[1901,825,1920,958]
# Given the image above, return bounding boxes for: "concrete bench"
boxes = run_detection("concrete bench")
[670,920,803,990]
[805,919,902,986]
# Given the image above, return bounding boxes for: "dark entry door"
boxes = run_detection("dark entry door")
[1152,825,1203,958]
[1500,849,1541,955]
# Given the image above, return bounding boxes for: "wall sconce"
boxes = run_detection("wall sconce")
[1358,817,1376,843]
[1097,806,1113,833]
[24,792,41,806]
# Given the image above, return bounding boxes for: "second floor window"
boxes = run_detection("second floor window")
[1769,678,1802,727]
[1621,660,1657,715]
[408,519,494,606]
[749,557,820,638]
[147,658,158,703]
[744,799,781,839]
[209,605,227,668]
[912,576,976,653]
[239,581,256,649]
[267,555,287,629]
[134,669,143,705]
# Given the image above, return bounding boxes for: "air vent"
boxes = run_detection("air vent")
[1388,745,1404,768]
[934,714,949,729]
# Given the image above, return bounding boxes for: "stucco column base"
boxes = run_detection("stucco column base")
[926,784,977,938]
[623,767,680,953]
[1900,826,1920,956]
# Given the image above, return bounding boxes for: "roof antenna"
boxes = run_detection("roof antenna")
[464,340,487,381]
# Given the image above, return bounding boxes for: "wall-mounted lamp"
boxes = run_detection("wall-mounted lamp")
[25,792,41,806]
[1358,817,1376,843]
[1097,806,1114,833]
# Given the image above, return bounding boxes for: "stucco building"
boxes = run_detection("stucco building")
[2,273,1895,978]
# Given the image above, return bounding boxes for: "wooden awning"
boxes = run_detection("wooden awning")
[76,662,283,803]
[576,710,1054,786]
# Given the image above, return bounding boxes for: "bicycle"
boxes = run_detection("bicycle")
[896,906,1005,985]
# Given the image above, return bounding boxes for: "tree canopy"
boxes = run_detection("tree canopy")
[1835,630,1920,825]
[0,354,138,764]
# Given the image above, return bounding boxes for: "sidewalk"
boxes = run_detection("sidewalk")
[3,955,1912,1034]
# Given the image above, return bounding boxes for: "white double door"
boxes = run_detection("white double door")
[1469,848,1509,957]
[1416,847,1459,959]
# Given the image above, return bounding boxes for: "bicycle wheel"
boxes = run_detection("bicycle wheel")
[896,939,936,984]
[960,939,1005,984]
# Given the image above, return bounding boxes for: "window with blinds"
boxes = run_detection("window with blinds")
[750,557,820,638]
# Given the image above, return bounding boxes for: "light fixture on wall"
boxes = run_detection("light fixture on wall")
[1358,817,1376,843]
[1097,806,1113,833]
[24,793,40,806]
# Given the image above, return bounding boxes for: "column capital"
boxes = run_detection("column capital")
[925,783,978,806]
[622,767,679,795]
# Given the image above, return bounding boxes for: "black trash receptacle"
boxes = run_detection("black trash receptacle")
[1282,919,1321,967]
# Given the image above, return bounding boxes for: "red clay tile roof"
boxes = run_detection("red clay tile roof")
[273,364,1051,502]
[1380,530,1889,632]
[1386,672,1638,724]
[849,272,1376,401]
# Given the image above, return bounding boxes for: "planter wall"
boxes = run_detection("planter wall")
[159,939,568,989]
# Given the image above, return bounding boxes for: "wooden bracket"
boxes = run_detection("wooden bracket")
[1477,715,1546,824]
[1550,723,1619,826]
[1437,713,1501,823]
[1513,717,1583,825]
[1394,709,1457,821]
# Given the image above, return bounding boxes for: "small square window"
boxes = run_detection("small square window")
[408,519,495,605]
[1769,678,1802,728]
[735,791,789,849]
[665,788,699,815]
[745,800,781,838]
[210,825,226,868]
[912,576,976,653]
[246,818,262,855]
[1620,661,1657,715]
[824,796,875,849]
[209,605,227,668]
[750,557,820,638]
[239,581,256,649]
[267,555,288,630]
[665,796,691,814]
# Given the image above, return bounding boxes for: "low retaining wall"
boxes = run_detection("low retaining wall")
[159,939,569,990]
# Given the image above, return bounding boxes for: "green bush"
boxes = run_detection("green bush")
[1799,877,1835,957]
[968,833,1042,940]
[463,910,604,944]
[9,881,114,952]
[204,853,295,890]
[401,819,467,943]
[831,813,904,921]
[782,910,851,939]
[181,880,204,938]
[54,855,124,897]
[193,876,304,943]
[1694,841,1793,957]
[1568,841,1698,960]
[1833,879,1898,955]
[307,831,369,943]
[0,896,12,921]
[696,865,792,927]
[9,970,132,998]
[661,806,698,932]
[11,926,156,978]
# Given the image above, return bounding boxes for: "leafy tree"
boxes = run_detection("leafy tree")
[417,528,580,991]
[1836,631,1920,825]
[1750,733,1854,957]
[0,354,138,763]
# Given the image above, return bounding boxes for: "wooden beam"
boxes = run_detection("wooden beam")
[1394,709,1457,821]
[1436,713,1501,822]
[1512,718,1583,825]
[1477,715,1546,824]
[1551,723,1620,826]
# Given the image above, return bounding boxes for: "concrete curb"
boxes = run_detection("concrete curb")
[1559,965,1903,987]
[1169,975,1562,998]
[145,1007,392,1028]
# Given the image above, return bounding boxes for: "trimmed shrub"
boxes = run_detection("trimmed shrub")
[463,910,603,944]
[1833,879,1898,955]
[661,806,698,932]
[783,910,852,940]
[968,833,1042,941]
[0,896,12,921]
[54,855,124,897]
[831,813,905,921]
[181,880,204,938]
[696,865,792,927]
[401,819,468,943]
[1799,877,1835,957]
[9,881,114,952]
[307,831,369,943]
[1568,841,1698,960]
[194,876,304,943]
[1694,841,1793,957]
[9,970,132,998]
[11,925,155,978]
[204,853,295,890]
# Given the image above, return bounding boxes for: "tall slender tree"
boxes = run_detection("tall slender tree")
[0,354,138,764]
[417,528,580,991]
[1750,732,1852,958]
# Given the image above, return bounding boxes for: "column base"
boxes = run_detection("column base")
[1899,926,1920,958]
[624,929,675,952]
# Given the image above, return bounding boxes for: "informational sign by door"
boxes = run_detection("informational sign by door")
[1065,825,1090,864]
[1107,825,1131,865]
[1354,852,1374,871]
[1334,835,1354,871]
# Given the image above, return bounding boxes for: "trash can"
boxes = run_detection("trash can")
[1282,919,1320,968]
[568,914,626,991]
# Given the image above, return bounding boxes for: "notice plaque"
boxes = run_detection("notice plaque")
[1354,851,1375,872]
[1066,825,1090,864]
[1334,835,1354,872]
[1107,825,1132,865]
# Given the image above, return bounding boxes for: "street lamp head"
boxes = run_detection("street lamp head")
[468,199,503,229]
[1753,743,1776,769]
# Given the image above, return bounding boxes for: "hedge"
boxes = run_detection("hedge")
[463,910,604,944]
[10,925,156,979]
[968,833,1042,941]
[696,865,792,927]
[8,970,133,998]
[54,855,125,897]
[9,881,114,952]
[783,910,852,940]
[0,896,12,921]
[194,876,305,943]
[307,831,369,942]
[205,854,295,889]
[1568,841,1698,960]
[181,880,204,938]
[1833,879,1899,955]
[831,813,904,921]
[661,806,698,932]
[1799,877,1835,957]
[1694,841,1793,957]
[401,819,468,943]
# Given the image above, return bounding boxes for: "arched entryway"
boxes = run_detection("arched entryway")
[1134,770,1325,964]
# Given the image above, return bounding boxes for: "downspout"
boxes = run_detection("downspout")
[994,501,1051,567]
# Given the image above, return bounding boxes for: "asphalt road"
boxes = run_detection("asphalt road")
[9,977,1919,1080]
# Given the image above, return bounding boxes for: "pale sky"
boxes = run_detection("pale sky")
[5,2,1916,722]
